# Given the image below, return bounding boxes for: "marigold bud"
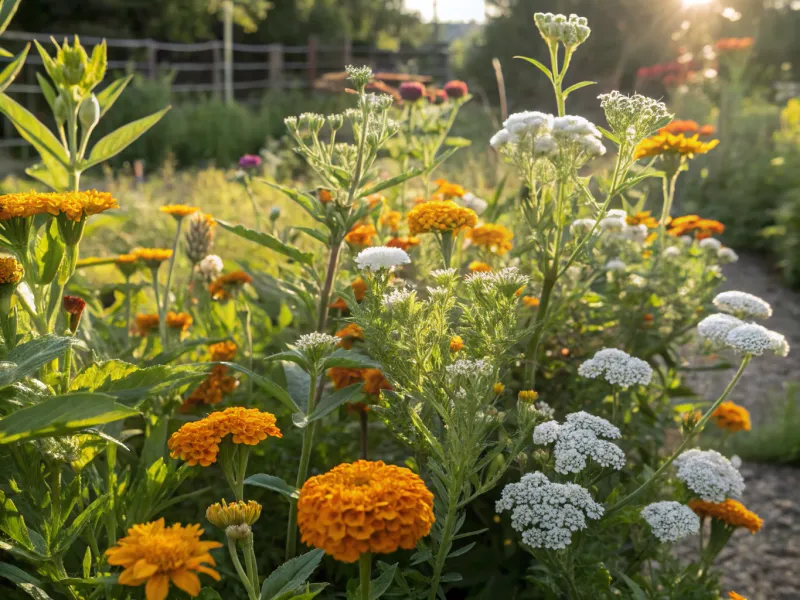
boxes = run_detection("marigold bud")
[493,382,505,394]
[184,213,215,265]
[78,95,100,129]
[206,499,262,529]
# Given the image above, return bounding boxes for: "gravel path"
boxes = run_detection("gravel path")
[683,254,800,600]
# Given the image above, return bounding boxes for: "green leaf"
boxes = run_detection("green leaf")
[96,75,133,117]
[0,562,42,587]
[618,573,648,600]
[0,44,28,94]
[220,362,299,413]
[0,0,21,36]
[244,473,299,500]
[54,495,108,554]
[443,137,472,148]
[33,40,59,84]
[563,80,596,97]
[0,393,138,444]
[83,106,170,169]
[259,548,325,600]
[217,220,314,266]
[357,168,424,199]
[0,93,69,168]
[0,335,87,389]
[26,161,69,192]
[274,583,326,600]
[596,126,620,145]
[306,383,362,424]
[36,73,56,112]
[143,337,226,367]
[514,56,553,81]
[15,582,53,600]
[262,350,311,372]
[33,220,64,285]
[321,349,380,370]
[293,226,328,245]
[0,491,33,551]
[196,589,223,600]
[258,180,322,222]
[354,563,397,600]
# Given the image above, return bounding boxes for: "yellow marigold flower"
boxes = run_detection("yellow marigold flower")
[105,518,221,600]
[168,407,282,466]
[206,499,262,529]
[115,253,138,265]
[297,460,435,562]
[0,190,118,221]
[58,190,119,221]
[132,248,173,268]
[518,390,539,403]
[344,223,377,246]
[407,201,477,235]
[493,382,505,394]
[468,260,491,273]
[209,341,237,362]
[626,211,659,229]
[208,271,253,300]
[379,210,402,232]
[522,295,540,307]
[449,335,464,352]
[165,311,193,333]
[711,401,751,432]
[0,256,24,285]
[689,499,763,534]
[386,236,420,250]
[634,133,719,160]
[728,592,747,600]
[468,223,513,255]
[160,204,199,219]
[434,178,466,199]
[134,314,160,336]
[335,323,364,349]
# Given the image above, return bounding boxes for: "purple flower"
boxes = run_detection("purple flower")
[399,81,426,102]
[239,154,262,169]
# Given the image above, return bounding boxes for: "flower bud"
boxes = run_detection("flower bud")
[59,38,89,86]
[207,499,262,529]
[225,524,252,540]
[327,114,344,131]
[184,213,215,265]
[269,207,280,222]
[63,295,86,333]
[429,90,448,105]
[53,95,69,126]
[78,94,100,129]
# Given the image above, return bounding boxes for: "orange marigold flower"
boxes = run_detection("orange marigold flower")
[434,179,466,199]
[626,211,659,229]
[165,311,193,332]
[209,341,237,362]
[297,460,435,562]
[160,204,199,219]
[318,189,333,203]
[449,335,464,352]
[344,223,377,246]
[328,367,365,390]
[366,194,386,209]
[643,313,654,323]
[698,124,715,136]
[134,314,160,336]
[711,401,751,432]
[209,271,253,300]
[168,407,282,466]
[361,368,392,396]
[634,133,719,160]
[330,277,367,310]
[468,223,513,255]
[468,260,491,273]
[386,236,420,250]
[715,37,755,52]
[105,518,221,600]
[378,210,402,232]
[729,593,747,600]
[114,253,140,277]
[0,190,119,221]
[335,323,364,349]
[689,499,763,534]
[659,119,700,136]
[518,390,539,403]
[522,295,540,308]
[132,248,173,267]
[493,382,505,394]
[0,256,24,284]
[408,200,477,235]
[183,365,239,409]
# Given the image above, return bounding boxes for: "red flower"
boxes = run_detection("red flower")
[63,295,87,332]
[399,81,426,102]
[443,80,468,99]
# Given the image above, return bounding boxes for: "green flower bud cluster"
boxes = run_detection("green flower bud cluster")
[534,13,591,48]
[345,65,374,90]
[598,91,673,143]
[38,36,107,99]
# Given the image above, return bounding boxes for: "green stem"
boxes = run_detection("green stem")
[439,231,453,269]
[228,537,258,600]
[245,182,262,231]
[243,533,258,592]
[49,465,62,535]
[151,267,166,348]
[428,482,460,600]
[124,275,132,344]
[161,219,183,335]
[606,356,751,515]
[235,446,250,501]
[359,553,372,600]
[316,242,342,333]
[238,306,254,398]
[60,340,73,394]
[105,444,117,547]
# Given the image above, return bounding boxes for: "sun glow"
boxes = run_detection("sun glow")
[682,0,714,6]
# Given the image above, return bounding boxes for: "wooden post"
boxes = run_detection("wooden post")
[222,0,234,104]
[147,41,157,79]
[268,44,283,89]
[343,36,352,68]
[307,35,318,90]
[212,42,222,99]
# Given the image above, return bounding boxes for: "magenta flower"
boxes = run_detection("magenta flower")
[239,154,262,169]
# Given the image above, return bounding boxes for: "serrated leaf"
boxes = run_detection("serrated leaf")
[0,393,138,444]
[306,383,362,423]
[0,93,69,168]
[260,548,325,600]
[0,44,28,94]
[96,74,133,117]
[514,55,553,81]
[0,335,87,389]
[244,473,299,500]
[321,349,380,370]
[84,106,170,169]
[218,220,314,266]
[220,362,299,412]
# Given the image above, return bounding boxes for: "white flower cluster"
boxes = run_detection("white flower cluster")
[496,472,603,550]
[698,238,722,251]
[718,247,739,264]
[295,332,339,353]
[490,111,553,150]
[726,323,789,357]
[196,254,224,282]
[534,400,555,420]
[534,12,591,47]
[458,192,488,215]
[697,313,744,345]
[570,217,596,235]
[674,449,745,503]
[578,348,653,388]
[605,259,626,272]
[533,411,625,474]
[598,91,672,141]
[446,359,493,379]
[490,112,605,163]
[355,246,411,272]
[552,115,607,158]
[713,291,772,319]
[663,246,682,258]
[382,288,413,308]
[465,266,528,295]
[641,501,700,543]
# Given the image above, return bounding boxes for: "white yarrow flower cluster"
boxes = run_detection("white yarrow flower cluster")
[697,313,744,345]
[490,111,556,156]
[674,449,745,502]
[570,217,596,235]
[295,332,339,352]
[578,348,653,388]
[552,115,607,158]
[598,91,672,142]
[196,254,224,282]
[496,472,603,550]
[534,12,591,47]
[726,323,790,357]
[355,246,411,272]
[382,288,413,308]
[699,292,789,357]
[663,246,681,258]
[458,192,488,215]
[717,247,739,264]
[533,411,625,474]
[698,238,722,251]
[641,501,700,542]
[712,291,772,319]
[446,359,493,379]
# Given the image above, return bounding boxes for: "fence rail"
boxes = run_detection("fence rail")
[0,31,451,150]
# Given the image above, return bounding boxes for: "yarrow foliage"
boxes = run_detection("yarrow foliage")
[577,348,653,388]
[533,412,625,474]
[674,449,745,503]
[641,501,700,542]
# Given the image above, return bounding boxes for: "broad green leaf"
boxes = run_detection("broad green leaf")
[0,0,21,36]
[217,220,314,266]
[321,349,380,370]
[16,582,53,600]
[306,383,362,423]
[563,80,596,97]
[0,491,33,551]
[262,349,311,372]
[0,562,42,587]
[54,495,108,554]
[258,180,322,222]
[358,167,424,199]
[33,220,64,285]
[618,573,648,600]
[259,548,325,600]
[83,106,170,169]
[220,362,299,413]
[0,93,69,168]
[282,362,310,412]
[0,393,138,444]
[36,73,56,112]
[597,126,620,145]
[25,160,69,192]
[293,226,328,245]
[0,335,87,389]
[144,337,226,367]
[514,55,553,81]
[244,473,299,500]
[0,44,28,94]
[96,74,133,117]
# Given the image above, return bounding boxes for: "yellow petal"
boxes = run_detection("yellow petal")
[132,559,159,580]
[195,565,221,581]
[170,569,201,597]
[145,574,170,600]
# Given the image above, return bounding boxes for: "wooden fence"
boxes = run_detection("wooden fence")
[0,31,451,149]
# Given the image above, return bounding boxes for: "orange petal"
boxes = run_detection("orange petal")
[195,565,221,581]
[145,574,170,600]
[170,569,201,597]
[132,559,159,580]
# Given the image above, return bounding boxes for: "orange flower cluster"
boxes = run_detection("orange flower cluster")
[386,236,420,250]
[711,401,751,432]
[183,342,239,408]
[522,295,540,308]
[659,120,715,137]
[335,323,364,349]
[330,277,367,310]
[434,178,466,199]
[134,313,160,336]
[209,271,253,300]
[133,248,173,266]
[344,223,377,246]
[166,311,193,333]
[715,37,755,53]
[449,335,464,352]
[328,367,391,396]
[160,204,199,218]
[668,215,725,239]
[0,256,24,285]
[729,593,747,600]
[297,460,435,562]
[378,210,402,232]
[626,211,659,228]
[105,518,221,600]
[407,201,477,235]
[168,406,282,466]
[468,223,513,255]
[0,190,118,221]
[689,499,763,534]
[317,189,333,203]
[634,133,719,160]
[468,261,491,273]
